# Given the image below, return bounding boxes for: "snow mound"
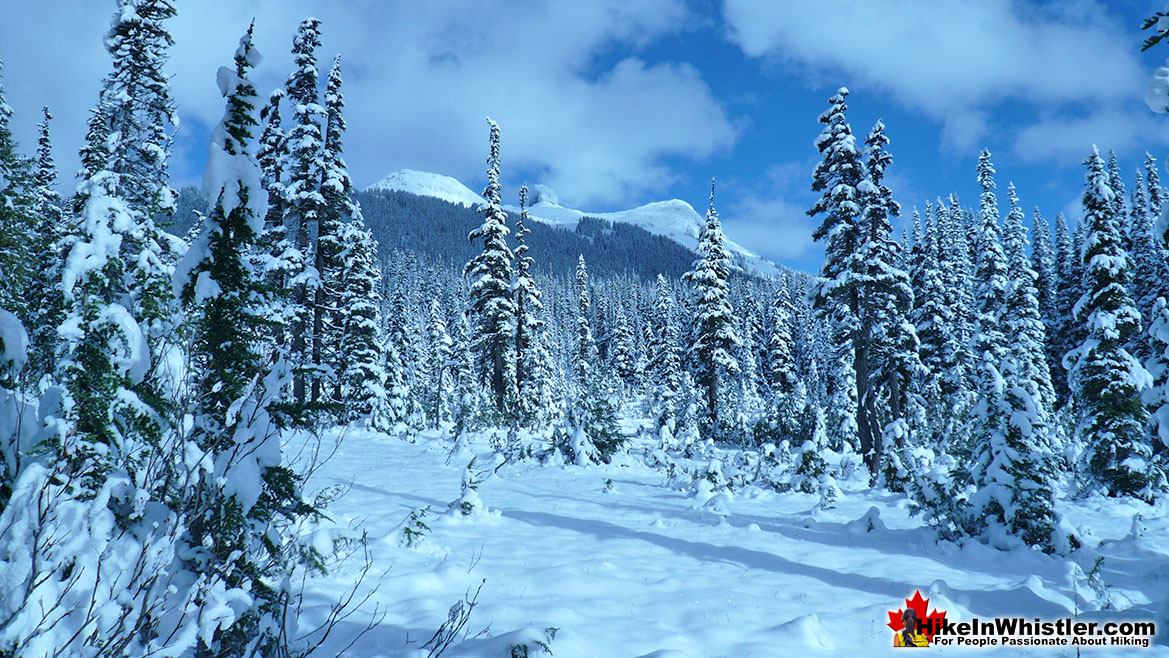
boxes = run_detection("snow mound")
[364,169,485,208]
[771,614,834,650]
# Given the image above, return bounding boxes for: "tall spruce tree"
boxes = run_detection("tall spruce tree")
[854,119,916,478]
[808,88,862,452]
[176,26,311,653]
[253,88,297,365]
[573,254,595,390]
[1003,184,1056,415]
[966,179,1064,551]
[465,118,516,416]
[1107,149,1128,240]
[28,107,66,378]
[426,298,454,427]
[971,149,1011,454]
[313,53,349,405]
[0,62,35,348]
[647,274,684,434]
[683,180,740,439]
[1068,147,1154,500]
[1052,211,1080,406]
[1130,168,1169,351]
[1031,208,1064,403]
[337,213,388,427]
[1146,297,1169,476]
[283,18,325,404]
[760,282,805,443]
[513,184,546,425]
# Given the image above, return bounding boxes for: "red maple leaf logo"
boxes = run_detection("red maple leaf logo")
[887,590,947,641]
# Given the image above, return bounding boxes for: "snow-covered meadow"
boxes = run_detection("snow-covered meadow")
[298,422,1169,657]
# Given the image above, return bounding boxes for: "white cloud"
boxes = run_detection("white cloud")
[0,0,737,207]
[721,163,820,266]
[1013,106,1169,164]
[722,0,1144,155]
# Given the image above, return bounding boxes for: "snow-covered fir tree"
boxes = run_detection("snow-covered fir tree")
[176,26,313,653]
[283,17,326,404]
[0,63,35,351]
[337,213,389,428]
[1143,297,1169,485]
[1002,184,1056,415]
[426,298,455,427]
[967,179,1064,553]
[573,254,596,390]
[808,88,862,453]
[854,119,918,480]
[610,305,638,390]
[1031,207,1064,406]
[1052,211,1080,407]
[970,149,1011,457]
[451,310,482,433]
[1067,147,1155,500]
[757,282,805,444]
[513,184,547,425]
[647,274,684,436]
[683,180,740,440]
[313,53,350,406]
[27,107,67,380]
[1130,166,1169,358]
[465,118,516,417]
[253,88,298,364]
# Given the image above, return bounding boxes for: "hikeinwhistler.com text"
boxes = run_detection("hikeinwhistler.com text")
[921,618,1157,648]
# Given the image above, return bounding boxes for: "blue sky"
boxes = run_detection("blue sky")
[2,0,1169,272]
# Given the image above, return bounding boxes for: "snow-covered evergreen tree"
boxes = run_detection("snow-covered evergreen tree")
[253,88,297,366]
[970,149,1011,456]
[1144,297,1169,482]
[808,88,861,453]
[757,282,805,444]
[29,107,66,379]
[313,53,350,406]
[684,180,740,440]
[426,298,454,427]
[967,180,1064,552]
[1002,184,1056,415]
[513,184,547,425]
[573,254,596,390]
[0,62,35,352]
[1130,166,1169,359]
[854,119,917,478]
[647,274,684,435]
[1067,147,1154,500]
[1052,211,1080,406]
[175,26,310,653]
[451,310,482,433]
[1107,149,1128,238]
[610,305,638,390]
[283,18,325,404]
[337,213,388,427]
[1031,207,1064,405]
[910,206,951,381]
[465,118,516,416]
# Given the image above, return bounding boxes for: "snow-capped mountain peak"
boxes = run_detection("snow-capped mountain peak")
[365,169,485,208]
[365,170,783,277]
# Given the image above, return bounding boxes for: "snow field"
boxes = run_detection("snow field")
[296,426,1169,657]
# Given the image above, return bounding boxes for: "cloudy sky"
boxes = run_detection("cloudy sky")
[2,0,1167,272]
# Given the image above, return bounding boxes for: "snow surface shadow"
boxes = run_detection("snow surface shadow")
[347,483,446,509]
[501,508,919,600]
[502,508,1092,620]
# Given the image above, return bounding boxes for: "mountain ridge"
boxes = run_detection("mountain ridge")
[364,169,785,277]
